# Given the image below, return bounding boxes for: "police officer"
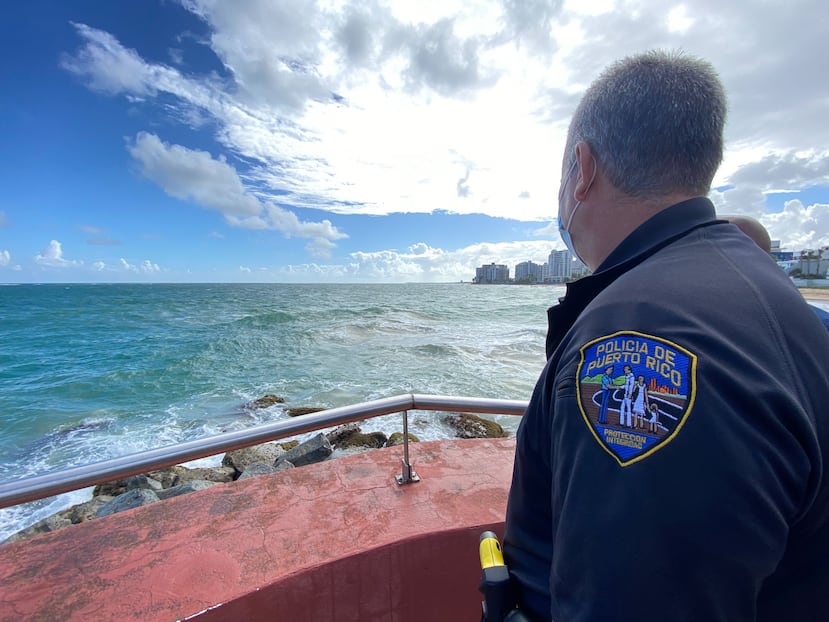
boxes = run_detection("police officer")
[503,50,829,621]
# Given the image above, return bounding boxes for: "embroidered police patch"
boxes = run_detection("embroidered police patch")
[576,331,696,466]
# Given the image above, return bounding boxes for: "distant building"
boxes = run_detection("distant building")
[515,261,542,283]
[768,240,796,271]
[571,258,590,279]
[540,249,590,283]
[543,249,572,283]
[475,262,510,284]
[796,249,829,277]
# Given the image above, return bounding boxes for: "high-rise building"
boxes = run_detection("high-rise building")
[571,258,589,279]
[546,249,572,283]
[515,261,542,283]
[475,262,510,283]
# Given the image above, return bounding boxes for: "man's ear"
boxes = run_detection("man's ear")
[573,141,597,202]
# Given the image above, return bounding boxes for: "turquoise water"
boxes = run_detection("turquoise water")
[0,282,558,539]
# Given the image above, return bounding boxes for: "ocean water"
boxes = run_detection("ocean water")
[0,282,559,540]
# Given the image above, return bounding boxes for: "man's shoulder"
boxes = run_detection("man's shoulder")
[810,304,829,331]
[607,231,800,307]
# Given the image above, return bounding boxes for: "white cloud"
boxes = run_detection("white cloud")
[60,0,829,264]
[168,47,184,66]
[61,9,562,221]
[0,249,21,272]
[760,200,829,251]
[119,258,162,274]
[666,6,695,34]
[61,23,174,97]
[128,132,347,255]
[34,240,82,268]
[129,132,262,217]
[710,150,829,247]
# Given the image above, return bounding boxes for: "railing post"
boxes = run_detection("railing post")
[395,409,420,485]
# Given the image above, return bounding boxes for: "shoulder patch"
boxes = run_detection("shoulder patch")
[576,331,697,466]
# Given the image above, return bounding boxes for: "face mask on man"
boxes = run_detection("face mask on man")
[556,153,596,266]
[557,157,580,262]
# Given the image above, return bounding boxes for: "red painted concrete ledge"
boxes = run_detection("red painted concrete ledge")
[0,438,515,621]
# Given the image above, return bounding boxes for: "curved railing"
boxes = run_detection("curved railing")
[0,393,528,510]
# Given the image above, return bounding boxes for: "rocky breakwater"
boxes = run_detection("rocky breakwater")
[3,397,508,544]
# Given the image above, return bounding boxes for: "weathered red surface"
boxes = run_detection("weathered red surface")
[0,438,515,621]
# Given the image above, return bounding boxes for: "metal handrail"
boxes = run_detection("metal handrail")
[0,393,527,510]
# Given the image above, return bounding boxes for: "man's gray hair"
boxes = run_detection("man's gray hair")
[565,50,727,199]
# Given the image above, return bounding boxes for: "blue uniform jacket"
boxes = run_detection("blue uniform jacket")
[810,304,829,331]
[503,197,829,621]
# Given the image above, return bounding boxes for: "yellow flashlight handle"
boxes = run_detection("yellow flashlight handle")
[479,531,505,569]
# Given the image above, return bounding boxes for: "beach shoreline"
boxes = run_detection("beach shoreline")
[800,287,829,301]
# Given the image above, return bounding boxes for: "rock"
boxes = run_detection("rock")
[237,462,276,480]
[67,496,115,523]
[146,467,180,489]
[126,474,163,492]
[95,465,233,497]
[286,406,325,417]
[386,432,420,447]
[246,394,285,409]
[3,513,73,544]
[275,433,332,468]
[96,489,160,518]
[156,480,216,501]
[178,466,235,484]
[274,460,294,472]
[325,424,388,450]
[223,443,286,475]
[149,465,235,488]
[93,478,129,497]
[326,423,361,447]
[3,494,120,544]
[446,413,508,439]
[337,431,388,450]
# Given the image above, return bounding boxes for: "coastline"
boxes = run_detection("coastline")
[0,283,550,541]
[799,287,829,301]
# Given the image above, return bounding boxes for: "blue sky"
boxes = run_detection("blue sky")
[1,0,827,283]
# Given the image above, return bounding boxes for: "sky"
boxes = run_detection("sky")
[0,0,827,283]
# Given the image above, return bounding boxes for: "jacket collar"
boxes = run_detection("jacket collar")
[545,197,720,359]
[596,197,718,272]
